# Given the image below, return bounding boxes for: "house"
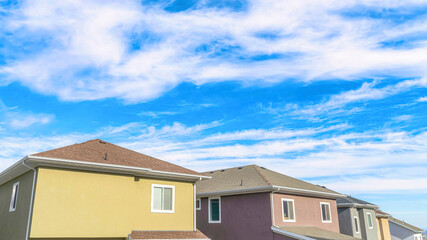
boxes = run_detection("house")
[389,217,424,240]
[376,209,392,240]
[337,196,380,240]
[195,164,358,240]
[0,139,210,240]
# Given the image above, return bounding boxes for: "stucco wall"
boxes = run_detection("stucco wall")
[0,170,35,240]
[338,207,363,239]
[272,193,340,233]
[197,192,273,240]
[30,168,195,238]
[377,217,391,240]
[389,221,416,240]
[358,208,379,240]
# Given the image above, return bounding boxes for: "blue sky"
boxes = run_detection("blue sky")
[1,0,427,228]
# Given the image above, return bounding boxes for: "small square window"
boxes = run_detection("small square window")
[282,199,295,222]
[151,184,174,213]
[196,199,201,210]
[9,182,19,212]
[320,202,332,223]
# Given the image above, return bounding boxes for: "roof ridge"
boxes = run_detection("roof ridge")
[253,165,272,186]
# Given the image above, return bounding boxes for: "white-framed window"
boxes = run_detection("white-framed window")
[196,199,201,210]
[354,216,360,233]
[151,184,175,213]
[367,212,373,229]
[9,182,19,212]
[281,198,295,222]
[320,202,332,223]
[208,197,221,223]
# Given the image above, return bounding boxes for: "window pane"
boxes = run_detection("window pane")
[283,201,289,219]
[367,214,373,227]
[210,199,220,221]
[163,187,173,211]
[322,204,331,221]
[354,218,359,232]
[326,205,330,220]
[196,200,200,209]
[153,187,162,210]
[288,201,294,220]
[10,184,18,210]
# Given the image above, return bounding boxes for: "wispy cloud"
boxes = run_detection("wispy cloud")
[1,0,427,102]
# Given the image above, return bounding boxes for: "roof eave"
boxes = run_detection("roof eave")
[197,185,344,199]
[389,219,424,233]
[337,203,379,210]
[271,226,316,240]
[1,155,210,184]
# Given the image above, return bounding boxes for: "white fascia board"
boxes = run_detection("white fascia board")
[25,155,210,181]
[337,203,379,210]
[198,185,344,199]
[271,226,316,240]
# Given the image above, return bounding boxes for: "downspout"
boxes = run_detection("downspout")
[194,182,197,231]
[270,187,280,227]
[22,158,37,240]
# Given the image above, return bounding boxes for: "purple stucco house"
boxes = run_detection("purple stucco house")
[196,165,358,240]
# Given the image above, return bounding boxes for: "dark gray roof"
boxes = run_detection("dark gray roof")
[337,196,378,209]
[196,165,342,198]
[273,226,359,240]
[389,217,424,233]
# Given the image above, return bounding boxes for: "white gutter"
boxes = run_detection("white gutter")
[337,203,379,210]
[270,187,280,227]
[22,158,37,240]
[271,226,315,240]
[198,185,344,199]
[26,155,210,181]
[193,182,197,231]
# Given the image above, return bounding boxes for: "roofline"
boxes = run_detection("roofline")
[337,203,379,210]
[0,155,210,184]
[197,185,345,199]
[376,212,392,218]
[271,226,316,240]
[389,219,424,233]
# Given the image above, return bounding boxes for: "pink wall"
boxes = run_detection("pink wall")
[272,193,340,233]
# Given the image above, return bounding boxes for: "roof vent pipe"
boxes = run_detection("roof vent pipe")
[104,152,108,161]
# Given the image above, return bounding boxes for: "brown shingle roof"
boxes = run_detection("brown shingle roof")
[196,165,340,196]
[32,139,201,176]
[129,230,209,239]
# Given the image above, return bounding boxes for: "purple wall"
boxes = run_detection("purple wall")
[197,192,274,240]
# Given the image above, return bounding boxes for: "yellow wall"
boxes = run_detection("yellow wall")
[376,217,391,240]
[30,168,195,238]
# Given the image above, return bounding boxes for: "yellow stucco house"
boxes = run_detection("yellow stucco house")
[0,139,210,240]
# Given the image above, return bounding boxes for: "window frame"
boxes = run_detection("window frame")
[354,216,360,233]
[9,182,19,212]
[151,184,175,214]
[196,199,201,210]
[320,202,332,223]
[366,212,373,229]
[208,197,221,223]
[281,198,296,222]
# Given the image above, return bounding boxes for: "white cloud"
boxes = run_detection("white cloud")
[7,112,54,128]
[1,0,427,102]
[417,96,427,102]
[265,77,427,119]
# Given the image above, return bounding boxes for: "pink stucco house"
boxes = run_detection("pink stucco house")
[196,165,358,240]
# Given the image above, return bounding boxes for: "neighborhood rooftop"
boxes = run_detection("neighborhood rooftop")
[32,139,201,175]
[129,230,209,240]
[337,195,379,209]
[196,164,342,198]
[272,226,359,240]
[389,217,425,233]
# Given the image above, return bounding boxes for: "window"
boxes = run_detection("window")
[209,197,221,223]
[367,213,373,229]
[354,216,360,233]
[196,199,201,210]
[151,184,174,213]
[281,199,295,222]
[9,182,19,212]
[320,202,332,223]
